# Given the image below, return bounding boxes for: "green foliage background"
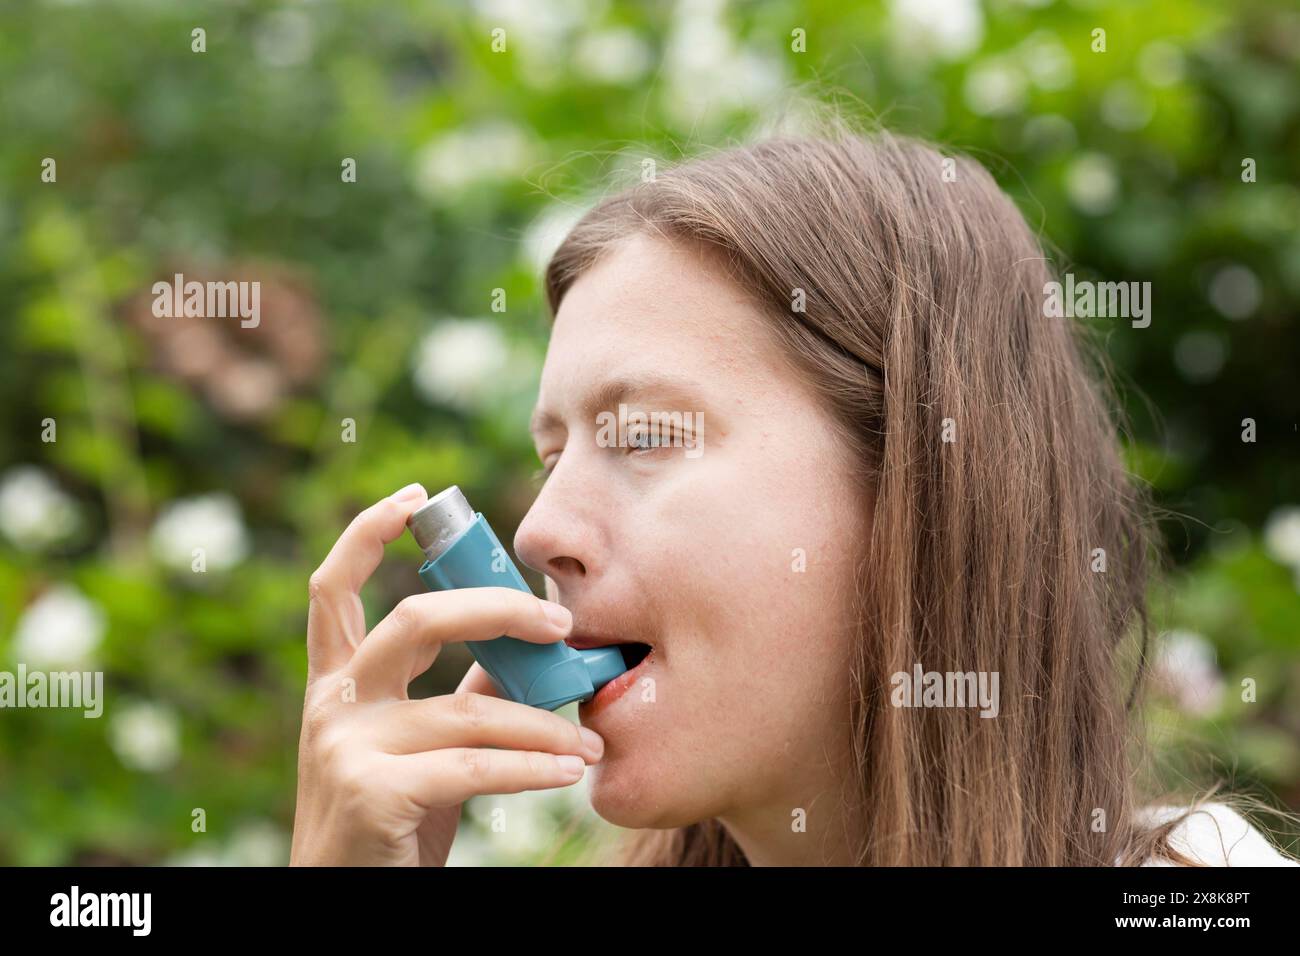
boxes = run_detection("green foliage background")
[0,0,1297,864]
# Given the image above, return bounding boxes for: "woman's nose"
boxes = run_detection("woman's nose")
[513,482,590,585]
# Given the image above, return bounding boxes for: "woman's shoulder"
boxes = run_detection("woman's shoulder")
[1134,802,1300,867]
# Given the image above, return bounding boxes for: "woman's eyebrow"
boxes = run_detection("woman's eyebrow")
[529,373,708,438]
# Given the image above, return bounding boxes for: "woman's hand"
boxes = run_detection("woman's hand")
[289,483,604,866]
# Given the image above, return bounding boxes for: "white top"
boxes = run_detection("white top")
[1135,802,1299,866]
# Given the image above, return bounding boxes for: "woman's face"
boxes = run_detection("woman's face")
[515,232,867,854]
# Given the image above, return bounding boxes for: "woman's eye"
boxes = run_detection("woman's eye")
[627,428,653,450]
[626,426,681,453]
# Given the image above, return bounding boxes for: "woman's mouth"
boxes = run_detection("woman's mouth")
[566,635,656,717]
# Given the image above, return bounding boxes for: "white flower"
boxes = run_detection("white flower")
[163,820,288,866]
[470,0,585,90]
[412,319,519,410]
[109,700,181,772]
[1018,32,1073,91]
[1155,630,1224,717]
[1101,81,1154,131]
[963,58,1028,116]
[12,584,105,668]
[1208,264,1261,320]
[445,822,492,867]
[1264,507,1300,572]
[662,0,785,127]
[412,122,534,198]
[150,493,250,573]
[1065,153,1119,215]
[0,465,79,551]
[254,10,314,68]
[224,820,290,866]
[467,790,554,862]
[575,28,652,85]
[889,0,984,60]
[164,846,226,867]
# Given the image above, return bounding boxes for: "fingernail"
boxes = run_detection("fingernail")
[579,727,604,758]
[542,600,572,631]
[391,482,426,503]
[556,754,585,776]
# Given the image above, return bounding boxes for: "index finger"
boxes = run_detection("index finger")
[306,483,429,673]
[311,483,429,600]
[348,587,573,698]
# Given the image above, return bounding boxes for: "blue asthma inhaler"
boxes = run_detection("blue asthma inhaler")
[405,485,627,711]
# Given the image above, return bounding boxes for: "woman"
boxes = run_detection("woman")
[289,123,1297,866]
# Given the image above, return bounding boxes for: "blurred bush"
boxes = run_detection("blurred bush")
[0,0,1296,864]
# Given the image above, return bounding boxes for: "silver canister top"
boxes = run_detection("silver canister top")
[406,485,475,562]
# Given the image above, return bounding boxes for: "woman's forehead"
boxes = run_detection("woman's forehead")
[548,237,771,371]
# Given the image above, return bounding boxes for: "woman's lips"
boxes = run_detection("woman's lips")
[564,624,657,718]
[580,651,654,718]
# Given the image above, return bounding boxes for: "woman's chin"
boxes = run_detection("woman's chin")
[586,759,710,829]
[586,761,653,827]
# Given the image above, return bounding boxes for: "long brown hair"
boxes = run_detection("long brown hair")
[539,117,1275,866]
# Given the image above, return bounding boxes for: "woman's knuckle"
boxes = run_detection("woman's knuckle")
[302,681,345,733]
[568,723,588,754]
[524,750,549,777]
[336,763,374,809]
[307,569,331,602]
[461,748,489,783]
[390,595,420,631]
[316,724,352,770]
[450,691,485,728]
